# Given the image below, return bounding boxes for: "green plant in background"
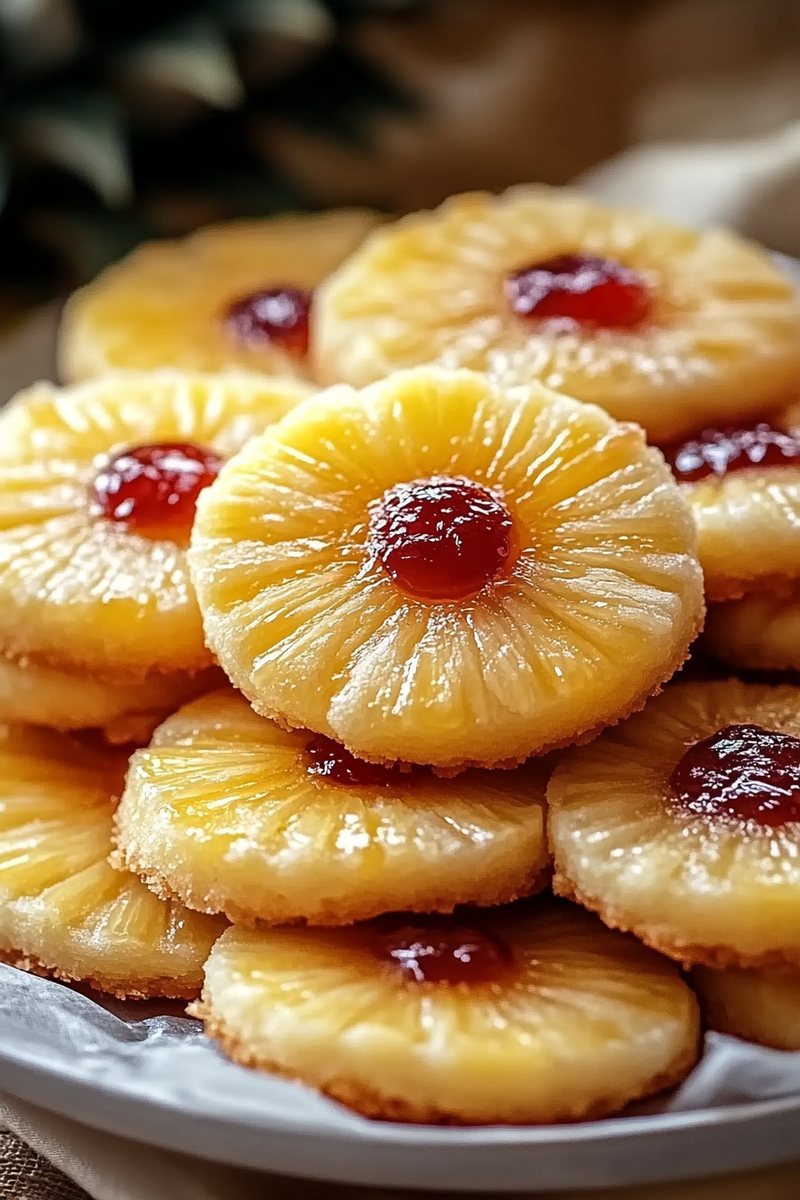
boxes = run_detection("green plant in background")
[0,0,417,313]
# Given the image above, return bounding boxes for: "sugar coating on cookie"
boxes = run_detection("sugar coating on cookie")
[60,210,382,383]
[190,366,703,770]
[194,900,699,1125]
[115,688,551,925]
[549,680,800,970]
[0,370,312,679]
[313,186,800,444]
[0,723,226,998]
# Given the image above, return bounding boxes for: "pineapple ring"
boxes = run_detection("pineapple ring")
[549,679,800,970]
[115,689,551,926]
[691,965,800,1051]
[190,366,704,770]
[677,470,800,602]
[313,186,800,444]
[0,723,226,998]
[60,210,382,383]
[703,587,800,672]
[193,900,700,1125]
[0,370,313,679]
[0,655,222,744]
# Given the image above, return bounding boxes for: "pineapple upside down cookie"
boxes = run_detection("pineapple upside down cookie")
[313,186,800,445]
[0,724,225,998]
[189,366,704,771]
[0,370,312,696]
[59,210,382,384]
[114,689,551,926]
[667,418,800,603]
[703,586,800,674]
[193,900,700,1125]
[692,965,800,1051]
[548,679,800,970]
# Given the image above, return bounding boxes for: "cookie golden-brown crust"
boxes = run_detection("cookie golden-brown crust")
[548,680,800,971]
[114,689,552,926]
[190,366,703,770]
[314,185,800,443]
[60,210,382,383]
[194,904,700,1126]
[0,946,202,1001]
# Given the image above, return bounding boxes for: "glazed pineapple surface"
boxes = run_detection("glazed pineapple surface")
[190,366,703,770]
[60,210,381,383]
[548,680,800,969]
[692,965,800,1051]
[115,689,550,925]
[0,724,225,998]
[195,900,700,1125]
[0,370,312,679]
[313,187,800,444]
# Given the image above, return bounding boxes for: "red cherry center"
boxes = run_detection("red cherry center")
[370,476,515,602]
[374,916,513,986]
[91,441,222,538]
[670,723,800,827]
[305,735,415,788]
[668,424,800,483]
[505,253,650,329]
[224,286,311,357]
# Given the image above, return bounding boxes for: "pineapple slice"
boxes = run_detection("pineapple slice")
[193,899,700,1125]
[0,723,226,998]
[313,186,800,444]
[704,588,800,672]
[190,366,703,770]
[60,210,381,383]
[115,688,551,925]
[0,370,312,679]
[548,680,800,969]
[667,424,800,602]
[691,965,800,1051]
[0,655,222,743]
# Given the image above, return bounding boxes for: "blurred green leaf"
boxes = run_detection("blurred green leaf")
[119,19,244,109]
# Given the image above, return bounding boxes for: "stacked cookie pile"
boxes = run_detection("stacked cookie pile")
[1,188,799,1125]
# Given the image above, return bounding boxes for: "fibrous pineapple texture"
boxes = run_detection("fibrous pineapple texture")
[0,370,312,681]
[0,724,226,998]
[115,689,550,926]
[692,965,800,1051]
[190,366,703,770]
[60,211,382,383]
[313,186,800,443]
[549,680,800,970]
[194,900,699,1124]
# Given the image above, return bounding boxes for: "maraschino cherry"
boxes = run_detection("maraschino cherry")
[92,442,222,539]
[506,254,650,330]
[370,476,515,602]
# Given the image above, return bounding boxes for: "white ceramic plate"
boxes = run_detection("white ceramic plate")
[0,965,799,1194]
